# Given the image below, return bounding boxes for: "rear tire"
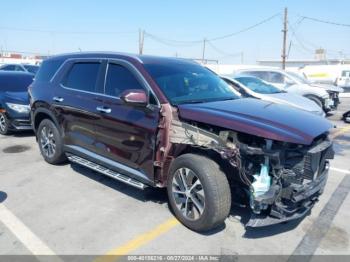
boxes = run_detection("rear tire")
[37,119,67,164]
[0,112,11,135]
[167,154,231,232]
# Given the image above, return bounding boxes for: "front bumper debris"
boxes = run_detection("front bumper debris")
[246,139,334,228]
[246,168,328,228]
[325,92,340,111]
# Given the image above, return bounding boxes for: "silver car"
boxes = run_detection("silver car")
[236,68,340,113]
[222,75,325,117]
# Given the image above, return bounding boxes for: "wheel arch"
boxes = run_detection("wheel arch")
[159,144,235,187]
[33,108,60,134]
[304,93,324,106]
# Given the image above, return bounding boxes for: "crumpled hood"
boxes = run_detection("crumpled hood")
[177,98,333,145]
[3,91,29,104]
[311,83,344,93]
[290,84,329,98]
[261,92,324,116]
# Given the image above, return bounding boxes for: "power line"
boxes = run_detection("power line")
[209,13,281,41]
[288,20,349,58]
[144,12,281,46]
[206,40,242,58]
[144,32,201,46]
[0,26,137,35]
[301,16,350,27]
[288,21,314,52]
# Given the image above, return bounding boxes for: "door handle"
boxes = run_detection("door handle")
[53,96,64,103]
[96,106,112,114]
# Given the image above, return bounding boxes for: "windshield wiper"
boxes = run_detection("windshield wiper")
[219,97,238,101]
[176,100,207,104]
[176,97,238,105]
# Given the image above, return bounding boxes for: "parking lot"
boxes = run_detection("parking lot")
[0,99,349,259]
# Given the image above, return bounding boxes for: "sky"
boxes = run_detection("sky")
[0,0,349,64]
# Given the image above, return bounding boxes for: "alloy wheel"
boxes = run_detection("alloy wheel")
[40,126,56,158]
[172,167,205,220]
[0,114,6,132]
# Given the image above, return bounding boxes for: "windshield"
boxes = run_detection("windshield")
[23,65,39,74]
[234,76,282,94]
[287,71,309,84]
[144,62,239,105]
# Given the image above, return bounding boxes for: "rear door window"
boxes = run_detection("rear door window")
[35,59,64,82]
[63,62,101,92]
[104,63,144,97]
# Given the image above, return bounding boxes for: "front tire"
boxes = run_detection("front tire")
[37,119,66,164]
[167,154,231,232]
[0,112,11,135]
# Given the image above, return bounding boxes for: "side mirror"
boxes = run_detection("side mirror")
[120,89,148,106]
[285,77,295,86]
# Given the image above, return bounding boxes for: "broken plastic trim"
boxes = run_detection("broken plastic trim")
[246,158,330,228]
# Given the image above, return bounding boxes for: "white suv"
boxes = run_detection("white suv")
[237,68,339,113]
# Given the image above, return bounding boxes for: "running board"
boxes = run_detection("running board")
[67,155,147,190]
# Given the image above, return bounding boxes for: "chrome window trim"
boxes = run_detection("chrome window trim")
[59,59,103,93]
[50,57,104,83]
[104,59,160,107]
[49,60,67,83]
[54,57,160,107]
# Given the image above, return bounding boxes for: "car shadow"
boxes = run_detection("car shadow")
[70,163,168,204]
[228,202,305,238]
[10,130,34,138]
[69,162,307,238]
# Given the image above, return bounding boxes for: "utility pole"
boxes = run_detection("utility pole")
[202,38,206,64]
[139,29,144,55]
[241,51,244,64]
[281,7,288,70]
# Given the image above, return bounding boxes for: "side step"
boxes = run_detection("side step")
[67,155,147,190]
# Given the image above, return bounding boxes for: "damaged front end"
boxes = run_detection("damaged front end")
[167,114,334,228]
[239,134,334,228]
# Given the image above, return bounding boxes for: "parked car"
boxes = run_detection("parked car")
[0,71,33,135]
[222,75,325,117]
[30,52,334,231]
[298,64,350,90]
[336,69,350,90]
[236,68,341,113]
[287,70,344,107]
[343,110,350,123]
[0,64,40,76]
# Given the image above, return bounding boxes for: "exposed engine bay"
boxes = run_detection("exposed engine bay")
[168,116,335,227]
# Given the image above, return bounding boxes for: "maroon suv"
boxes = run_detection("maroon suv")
[29,52,334,231]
